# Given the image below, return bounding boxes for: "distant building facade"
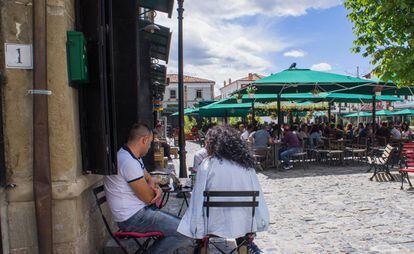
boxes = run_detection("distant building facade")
[164,74,215,113]
[220,73,264,99]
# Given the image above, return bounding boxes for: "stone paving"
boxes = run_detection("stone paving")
[167,141,414,253]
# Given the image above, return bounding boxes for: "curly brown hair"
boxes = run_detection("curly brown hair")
[205,125,255,169]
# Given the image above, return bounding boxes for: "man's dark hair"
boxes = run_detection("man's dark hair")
[128,123,152,142]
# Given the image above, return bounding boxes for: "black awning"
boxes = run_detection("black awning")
[140,0,174,18]
[139,20,172,63]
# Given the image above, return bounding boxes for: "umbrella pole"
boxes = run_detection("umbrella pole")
[372,94,376,128]
[328,102,332,124]
[277,94,282,137]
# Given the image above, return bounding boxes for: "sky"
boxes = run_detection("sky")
[156,0,373,95]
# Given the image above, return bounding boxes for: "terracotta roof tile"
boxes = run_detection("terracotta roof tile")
[167,74,215,84]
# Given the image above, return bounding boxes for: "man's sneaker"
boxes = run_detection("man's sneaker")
[247,241,262,254]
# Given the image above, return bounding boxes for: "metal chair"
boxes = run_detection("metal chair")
[195,191,259,254]
[93,185,164,254]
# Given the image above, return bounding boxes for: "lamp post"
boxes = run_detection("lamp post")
[177,0,187,177]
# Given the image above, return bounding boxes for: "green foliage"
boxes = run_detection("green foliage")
[184,116,197,134]
[229,117,242,126]
[344,0,414,86]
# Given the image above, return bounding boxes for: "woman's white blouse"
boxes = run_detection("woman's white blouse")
[177,157,270,239]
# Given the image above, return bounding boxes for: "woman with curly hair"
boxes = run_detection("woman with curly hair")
[177,125,269,253]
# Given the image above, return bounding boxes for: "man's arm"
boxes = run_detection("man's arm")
[128,177,161,205]
[143,169,156,188]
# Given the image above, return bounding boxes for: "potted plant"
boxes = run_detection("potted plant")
[234,93,243,103]
[246,85,257,98]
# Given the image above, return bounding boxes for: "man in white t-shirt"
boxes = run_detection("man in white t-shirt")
[104,123,192,253]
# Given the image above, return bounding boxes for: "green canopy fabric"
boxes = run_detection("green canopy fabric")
[376,110,393,116]
[247,68,413,95]
[344,110,394,117]
[223,92,402,104]
[198,102,251,117]
[171,107,199,116]
[390,109,414,116]
[344,112,372,118]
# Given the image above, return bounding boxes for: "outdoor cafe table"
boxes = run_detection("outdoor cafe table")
[158,180,192,217]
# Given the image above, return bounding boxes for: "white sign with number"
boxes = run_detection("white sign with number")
[5,43,33,69]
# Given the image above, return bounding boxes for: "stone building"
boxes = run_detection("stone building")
[0,0,173,253]
[163,74,215,114]
[219,73,264,99]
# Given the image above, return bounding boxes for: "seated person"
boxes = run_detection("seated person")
[309,125,322,149]
[193,146,208,172]
[280,124,302,170]
[104,123,192,254]
[251,124,274,149]
[178,125,269,253]
[389,122,402,139]
[154,123,172,160]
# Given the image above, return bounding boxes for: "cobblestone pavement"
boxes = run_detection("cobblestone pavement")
[168,141,414,253]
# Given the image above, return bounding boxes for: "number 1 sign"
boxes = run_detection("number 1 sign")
[5,43,33,69]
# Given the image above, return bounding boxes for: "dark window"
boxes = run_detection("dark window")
[196,89,202,99]
[170,89,176,99]
[76,0,140,175]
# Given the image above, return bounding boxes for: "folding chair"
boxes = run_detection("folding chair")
[367,144,394,181]
[93,185,164,254]
[195,191,259,254]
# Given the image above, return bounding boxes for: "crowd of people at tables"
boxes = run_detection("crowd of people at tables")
[227,120,412,170]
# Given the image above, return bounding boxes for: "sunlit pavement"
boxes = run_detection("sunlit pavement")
[168,141,414,253]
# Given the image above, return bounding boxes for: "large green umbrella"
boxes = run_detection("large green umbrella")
[376,110,393,116]
[344,112,372,118]
[249,68,412,95]
[389,109,414,116]
[220,92,402,104]
[198,102,251,117]
[171,107,199,116]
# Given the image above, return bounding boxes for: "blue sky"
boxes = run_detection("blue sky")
[157,1,373,94]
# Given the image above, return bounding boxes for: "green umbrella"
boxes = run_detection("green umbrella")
[248,68,413,95]
[198,102,251,117]
[171,107,199,116]
[389,109,414,116]
[344,112,372,118]
[225,92,402,104]
[376,110,393,116]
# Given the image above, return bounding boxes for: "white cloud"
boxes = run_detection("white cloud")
[154,0,341,94]
[284,50,306,58]
[311,62,332,71]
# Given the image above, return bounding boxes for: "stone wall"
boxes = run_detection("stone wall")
[0,0,108,253]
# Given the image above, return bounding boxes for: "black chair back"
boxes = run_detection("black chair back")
[93,185,128,254]
[203,191,259,234]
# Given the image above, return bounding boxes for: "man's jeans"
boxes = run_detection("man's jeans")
[118,205,193,254]
[280,147,302,166]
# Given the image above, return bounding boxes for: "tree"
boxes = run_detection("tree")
[344,0,414,86]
